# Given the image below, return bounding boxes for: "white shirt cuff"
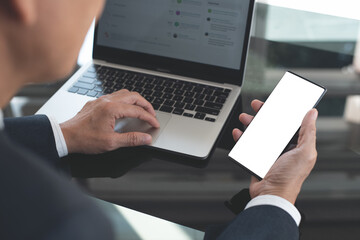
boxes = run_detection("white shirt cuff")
[46,115,68,158]
[245,195,301,226]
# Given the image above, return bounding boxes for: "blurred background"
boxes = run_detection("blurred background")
[5,1,360,239]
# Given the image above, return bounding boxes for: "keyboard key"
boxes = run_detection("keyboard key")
[87,90,98,97]
[194,112,206,120]
[114,83,123,89]
[154,86,164,91]
[194,99,204,106]
[83,72,97,78]
[144,95,154,102]
[126,80,135,85]
[173,95,183,101]
[77,88,88,95]
[96,92,105,98]
[74,82,95,90]
[134,81,143,87]
[107,76,116,82]
[152,91,163,98]
[173,108,184,115]
[205,117,216,122]
[204,102,223,110]
[145,84,155,89]
[164,87,174,93]
[152,103,161,110]
[133,87,143,93]
[87,66,96,73]
[174,102,185,108]
[185,104,196,111]
[203,89,214,95]
[205,95,216,101]
[194,87,204,93]
[123,86,133,91]
[213,91,229,98]
[143,89,153,95]
[68,87,78,93]
[104,82,114,88]
[159,106,174,113]
[113,85,123,91]
[194,94,205,100]
[224,89,232,93]
[173,83,182,89]
[104,88,113,94]
[182,85,193,91]
[79,77,95,84]
[163,93,174,99]
[153,78,164,85]
[184,92,195,97]
[153,98,165,104]
[183,97,194,104]
[163,81,173,87]
[183,113,194,118]
[163,100,175,106]
[216,98,226,104]
[195,106,220,116]
[174,90,184,95]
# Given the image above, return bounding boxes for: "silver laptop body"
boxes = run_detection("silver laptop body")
[37,0,255,159]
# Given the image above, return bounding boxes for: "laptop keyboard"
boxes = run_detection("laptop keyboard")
[68,65,231,122]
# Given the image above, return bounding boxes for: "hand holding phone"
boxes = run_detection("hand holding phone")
[229,72,326,179]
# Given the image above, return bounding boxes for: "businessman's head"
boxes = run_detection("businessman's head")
[0,0,105,105]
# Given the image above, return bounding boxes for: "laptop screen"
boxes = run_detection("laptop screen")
[94,0,254,85]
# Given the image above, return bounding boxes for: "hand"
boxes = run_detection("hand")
[60,89,160,154]
[232,99,318,204]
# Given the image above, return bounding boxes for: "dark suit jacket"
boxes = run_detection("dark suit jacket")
[2,115,299,240]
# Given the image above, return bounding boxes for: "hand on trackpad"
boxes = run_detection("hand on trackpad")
[114,113,171,143]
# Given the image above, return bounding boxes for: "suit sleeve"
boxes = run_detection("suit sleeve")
[4,115,65,171]
[211,205,299,240]
[0,132,114,240]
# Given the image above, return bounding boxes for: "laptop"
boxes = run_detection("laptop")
[37,0,255,159]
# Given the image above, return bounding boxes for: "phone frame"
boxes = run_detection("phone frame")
[229,71,327,180]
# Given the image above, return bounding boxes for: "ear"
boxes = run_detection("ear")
[10,0,37,25]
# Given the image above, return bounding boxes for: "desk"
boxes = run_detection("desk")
[68,3,360,240]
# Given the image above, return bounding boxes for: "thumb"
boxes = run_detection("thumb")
[115,132,153,147]
[250,176,259,185]
[297,109,318,149]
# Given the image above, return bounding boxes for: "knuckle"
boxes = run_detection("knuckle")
[131,91,141,98]
[119,89,129,94]
[127,132,139,146]
[103,137,116,151]
[102,101,114,114]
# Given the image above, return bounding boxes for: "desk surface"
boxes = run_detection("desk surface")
[70,3,360,240]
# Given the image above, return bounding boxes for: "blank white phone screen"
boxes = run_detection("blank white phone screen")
[229,72,325,179]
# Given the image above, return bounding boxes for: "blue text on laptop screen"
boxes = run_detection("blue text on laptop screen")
[97,0,250,70]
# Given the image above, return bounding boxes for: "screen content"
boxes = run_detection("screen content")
[229,72,326,179]
[96,0,250,70]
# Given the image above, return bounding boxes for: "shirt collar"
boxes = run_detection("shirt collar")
[0,110,3,130]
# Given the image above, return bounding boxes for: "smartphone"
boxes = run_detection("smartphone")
[228,71,327,179]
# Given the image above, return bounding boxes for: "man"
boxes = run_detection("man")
[0,0,318,239]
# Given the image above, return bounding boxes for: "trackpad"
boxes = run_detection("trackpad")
[114,113,171,143]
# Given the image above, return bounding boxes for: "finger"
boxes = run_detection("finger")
[115,132,153,147]
[251,99,264,113]
[239,113,254,127]
[297,109,318,149]
[116,104,160,128]
[113,91,157,116]
[232,128,243,141]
